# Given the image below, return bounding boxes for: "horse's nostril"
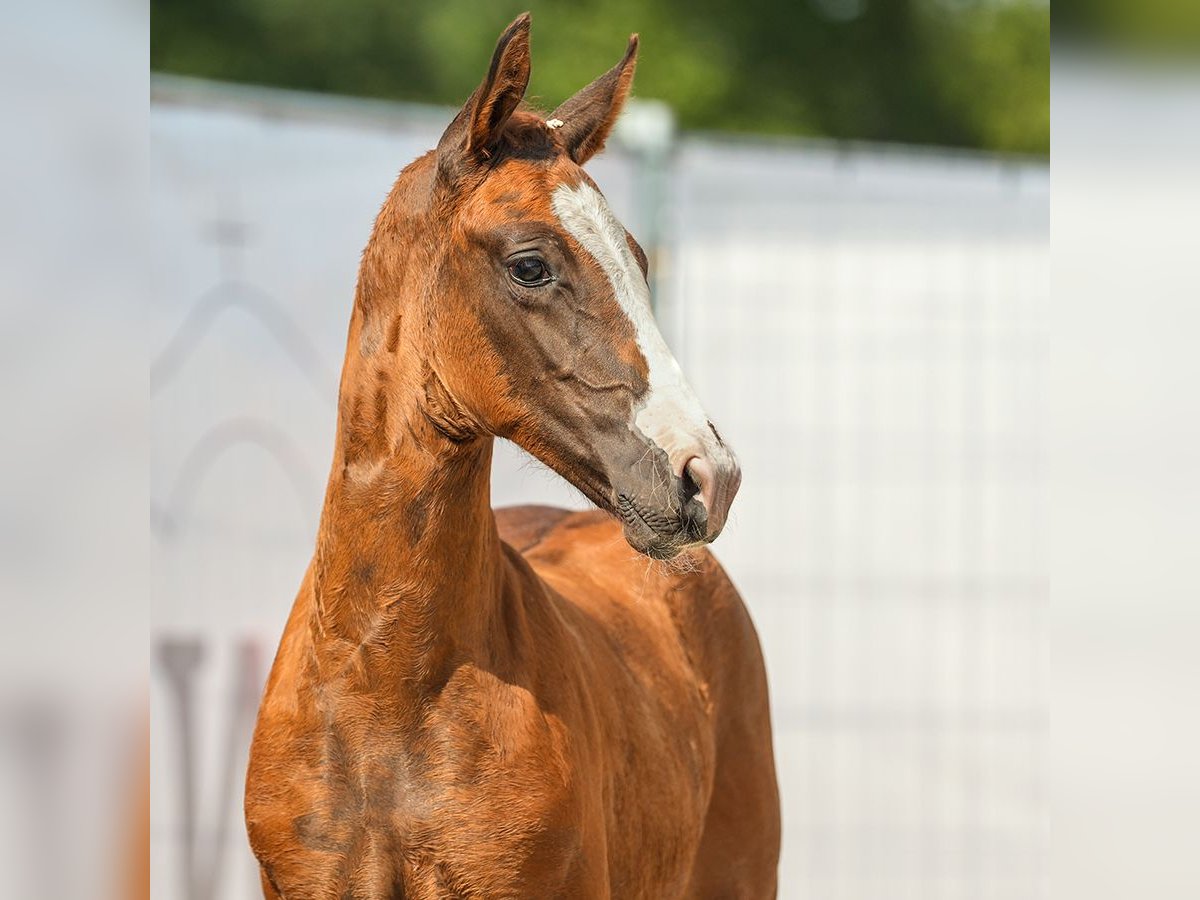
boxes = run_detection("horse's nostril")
[684,456,716,506]
[681,454,736,540]
[680,465,702,504]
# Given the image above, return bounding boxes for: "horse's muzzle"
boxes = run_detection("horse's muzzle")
[616,447,741,560]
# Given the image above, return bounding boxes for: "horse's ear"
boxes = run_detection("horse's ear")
[438,13,532,176]
[551,35,639,165]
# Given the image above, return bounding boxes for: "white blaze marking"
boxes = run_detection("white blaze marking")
[551,181,728,473]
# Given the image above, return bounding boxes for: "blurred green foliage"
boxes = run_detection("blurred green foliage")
[1055,0,1200,57]
[151,0,1048,155]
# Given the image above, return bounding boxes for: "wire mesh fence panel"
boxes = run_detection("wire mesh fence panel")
[662,139,1048,900]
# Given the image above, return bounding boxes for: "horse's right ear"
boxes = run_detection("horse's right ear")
[437,13,532,181]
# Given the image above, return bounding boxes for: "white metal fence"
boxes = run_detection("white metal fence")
[150,76,1048,900]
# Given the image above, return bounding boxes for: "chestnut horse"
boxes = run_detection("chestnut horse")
[245,14,780,899]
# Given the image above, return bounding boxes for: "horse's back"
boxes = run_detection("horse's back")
[495,504,781,898]
[493,504,578,553]
[495,505,766,693]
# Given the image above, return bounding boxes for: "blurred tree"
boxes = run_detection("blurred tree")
[1055,0,1200,56]
[151,0,1048,155]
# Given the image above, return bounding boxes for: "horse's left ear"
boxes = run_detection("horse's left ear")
[551,35,639,165]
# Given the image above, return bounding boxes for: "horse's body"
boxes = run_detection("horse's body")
[246,15,779,898]
[249,506,777,898]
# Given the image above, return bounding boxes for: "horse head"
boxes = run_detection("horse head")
[363,13,740,560]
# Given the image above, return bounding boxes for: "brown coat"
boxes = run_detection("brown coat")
[245,15,780,899]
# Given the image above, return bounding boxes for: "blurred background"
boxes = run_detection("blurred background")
[0,0,1193,897]
[148,3,1048,899]
[150,0,1050,155]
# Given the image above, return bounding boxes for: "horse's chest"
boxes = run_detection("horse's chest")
[251,657,712,899]
[252,690,593,898]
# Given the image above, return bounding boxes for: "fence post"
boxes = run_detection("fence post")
[615,100,676,320]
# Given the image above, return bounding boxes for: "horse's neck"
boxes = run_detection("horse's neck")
[307,337,507,696]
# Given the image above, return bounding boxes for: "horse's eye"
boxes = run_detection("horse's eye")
[508,257,552,287]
